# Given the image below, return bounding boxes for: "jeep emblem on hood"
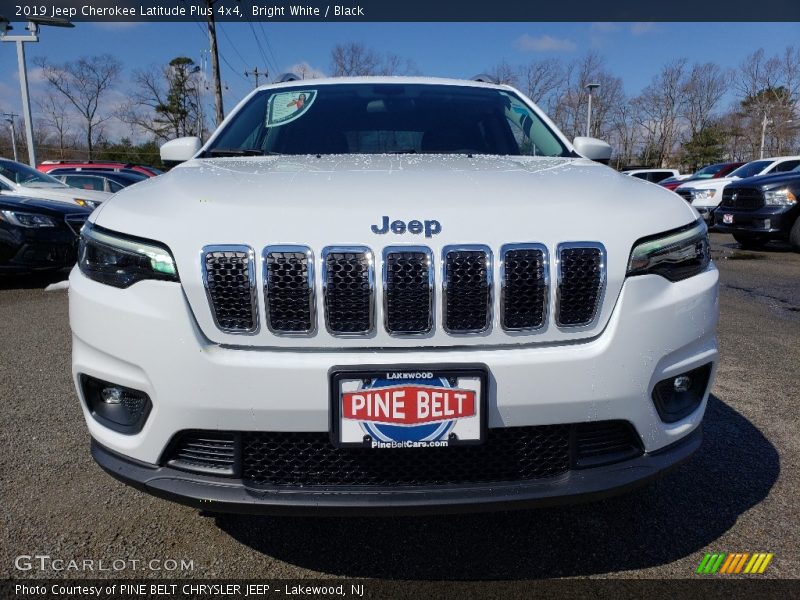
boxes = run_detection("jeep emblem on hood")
[371,216,442,238]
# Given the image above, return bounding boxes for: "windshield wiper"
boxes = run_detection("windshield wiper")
[205,148,283,157]
[387,149,417,154]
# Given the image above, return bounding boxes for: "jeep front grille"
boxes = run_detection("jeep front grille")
[200,242,606,337]
[500,244,548,331]
[322,247,374,335]
[201,245,259,334]
[556,244,605,327]
[263,246,315,334]
[383,247,433,335]
[442,245,492,333]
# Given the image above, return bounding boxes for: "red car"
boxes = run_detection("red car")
[660,162,745,191]
[38,160,162,178]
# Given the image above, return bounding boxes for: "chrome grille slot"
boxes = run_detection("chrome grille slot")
[383,247,434,335]
[442,245,492,334]
[202,245,259,334]
[501,244,548,331]
[556,244,605,327]
[322,247,375,335]
[263,246,315,334]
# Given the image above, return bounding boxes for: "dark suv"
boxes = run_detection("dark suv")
[714,171,800,250]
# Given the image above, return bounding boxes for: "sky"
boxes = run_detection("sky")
[1,21,799,140]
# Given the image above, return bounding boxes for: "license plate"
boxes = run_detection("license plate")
[331,367,487,448]
[723,213,734,224]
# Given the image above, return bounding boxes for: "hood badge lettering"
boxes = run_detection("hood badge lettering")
[371,216,441,238]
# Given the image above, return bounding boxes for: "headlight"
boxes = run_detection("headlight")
[690,189,716,202]
[0,210,58,228]
[74,198,101,209]
[79,222,179,288]
[627,219,710,282]
[763,188,797,206]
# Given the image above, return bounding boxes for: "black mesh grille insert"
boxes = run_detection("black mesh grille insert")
[265,249,313,333]
[167,431,237,475]
[384,250,432,334]
[557,246,603,327]
[242,426,571,487]
[720,188,763,210]
[164,421,642,487]
[323,249,373,334]
[444,249,491,333]
[502,247,547,330]
[675,189,693,203]
[203,249,257,332]
[575,421,642,467]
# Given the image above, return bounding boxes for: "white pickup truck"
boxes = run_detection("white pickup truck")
[70,77,718,513]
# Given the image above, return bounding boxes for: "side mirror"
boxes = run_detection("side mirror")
[572,137,613,164]
[160,137,202,165]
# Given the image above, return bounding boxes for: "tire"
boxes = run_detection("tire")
[790,218,800,251]
[733,233,769,249]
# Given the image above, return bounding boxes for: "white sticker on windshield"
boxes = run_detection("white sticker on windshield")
[266,90,317,127]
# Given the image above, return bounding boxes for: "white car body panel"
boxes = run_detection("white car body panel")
[0,176,110,206]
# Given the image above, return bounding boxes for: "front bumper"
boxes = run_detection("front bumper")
[713,204,799,238]
[0,227,78,272]
[92,426,702,514]
[70,263,719,510]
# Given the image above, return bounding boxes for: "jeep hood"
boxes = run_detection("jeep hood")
[91,155,699,349]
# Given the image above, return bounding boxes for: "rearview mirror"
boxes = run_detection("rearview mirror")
[160,137,202,165]
[572,137,613,164]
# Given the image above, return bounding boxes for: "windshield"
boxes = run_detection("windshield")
[204,83,569,157]
[729,160,771,179]
[692,163,725,179]
[0,159,67,188]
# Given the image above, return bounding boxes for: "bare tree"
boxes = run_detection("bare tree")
[633,59,688,166]
[518,58,564,111]
[330,43,416,76]
[682,62,730,138]
[35,54,122,159]
[488,60,519,86]
[121,57,205,142]
[36,92,75,159]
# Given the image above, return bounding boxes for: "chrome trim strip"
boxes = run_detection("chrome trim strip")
[382,245,434,336]
[200,244,260,335]
[499,243,549,332]
[555,242,606,329]
[321,245,375,337]
[262,245,316,336]
[441,244,493,335]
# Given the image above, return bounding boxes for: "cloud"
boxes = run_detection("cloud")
[630,22,656,36]
[283,61,326,80]
[590,22,622,33]
[515,34,577,53]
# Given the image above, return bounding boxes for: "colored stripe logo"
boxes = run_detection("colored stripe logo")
[697,552,773,574]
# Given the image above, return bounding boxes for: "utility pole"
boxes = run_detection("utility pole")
[759,110,769,159]
[3,113,19,162]
[245,66,267,88]
[205,1,224,126]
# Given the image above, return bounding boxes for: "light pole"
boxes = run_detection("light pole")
[759,111,769,159]
[585,83,600,138]
[4,116,18,162]
[0,16,74,167]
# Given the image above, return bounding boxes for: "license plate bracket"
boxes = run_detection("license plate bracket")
[330,365,488,449]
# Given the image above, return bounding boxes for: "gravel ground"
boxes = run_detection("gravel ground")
[1,233,798,581]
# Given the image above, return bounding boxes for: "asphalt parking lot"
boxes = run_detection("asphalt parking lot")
[1,232,798,581]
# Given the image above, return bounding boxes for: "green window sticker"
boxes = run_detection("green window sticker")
[266,90,317,127]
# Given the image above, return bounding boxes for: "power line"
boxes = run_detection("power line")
[257,21,281,76]
[248,22,274,76]
[219,23,250,69]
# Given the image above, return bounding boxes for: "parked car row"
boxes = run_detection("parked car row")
[0,158,161,273]
[666,156,800,249]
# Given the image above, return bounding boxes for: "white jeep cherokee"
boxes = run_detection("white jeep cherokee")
[70,77,718,513]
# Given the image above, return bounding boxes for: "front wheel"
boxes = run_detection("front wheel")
[733,233,769,249]
[789,218,800,252]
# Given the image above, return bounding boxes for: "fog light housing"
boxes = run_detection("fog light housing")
[80,375,151,434]
[652,363,712,423]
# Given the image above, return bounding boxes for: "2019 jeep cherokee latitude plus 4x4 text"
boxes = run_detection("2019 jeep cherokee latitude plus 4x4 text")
[70,78,718,514]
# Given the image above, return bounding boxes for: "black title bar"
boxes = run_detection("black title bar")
[2,0,800,22]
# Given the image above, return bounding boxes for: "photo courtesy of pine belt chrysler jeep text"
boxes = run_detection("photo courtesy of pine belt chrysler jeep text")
[70,77,718,513]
